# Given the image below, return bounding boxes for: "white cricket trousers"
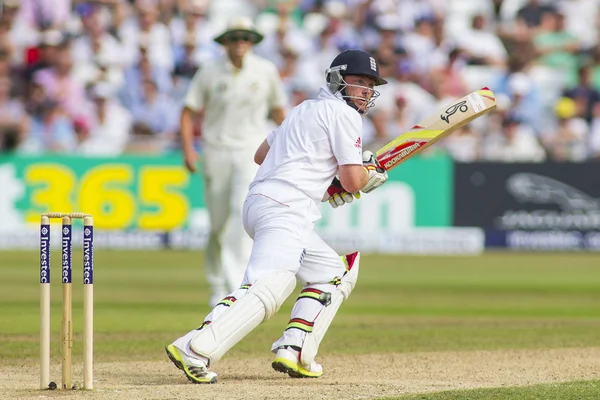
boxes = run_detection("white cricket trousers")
[172,181,348,360]
[242,183,349,352]
[201,146,259,305]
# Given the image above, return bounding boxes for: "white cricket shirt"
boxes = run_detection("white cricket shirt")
[184,52,286,150]
[250,86,364,204]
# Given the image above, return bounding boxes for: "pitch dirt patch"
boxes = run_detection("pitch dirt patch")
[2,347,600,400]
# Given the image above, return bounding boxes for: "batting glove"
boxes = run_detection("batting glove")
[321,177,361,208]
[361,150,388,193]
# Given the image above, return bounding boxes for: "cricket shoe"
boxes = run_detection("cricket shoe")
[165,344,217,384]
[272,346,323,378]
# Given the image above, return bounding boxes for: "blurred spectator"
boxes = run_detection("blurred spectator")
[502,72,545,135]
[545,96,589,162]
[157,0,179,27]
[19,99,76,153]
[562,65,600,124]
[277,46,320,102]
[455,14,507,68]
[590,44,600,91]
[498,0,553,62]
[402,15,439,76]
[300,18,342,88]
[119,0,174,71]
[532,8,580,88]
[2,0,39,66]
[484,114,546,162]
[0,52,21,100]
[259,0,304,29]
[125,120,162,153]
[21,29,64,82]
[119,44,173,110]
[131,78,179,146]
[174,34,201,79]
[559,0,600,51]
[318,1,362,51]
[445,0,496,39]
[254,1,313,69]
[0,76,28,132]
[71,4,125,90]
[365,14,402,61]
[172,34,201,103]
[429,48,469,99]
[516,0,555,30]
[23,81,48,119]
[288,82,310,107]
[443,125,481,162]
[32,39,92,121]
[0,12,16,60]
[395,61,437,126]
[170,0,220,66]
[0,124,22,153]
[78,82,133,155]
[18,0,72,30]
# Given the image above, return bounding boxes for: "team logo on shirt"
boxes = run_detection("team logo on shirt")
[250,82,259,90]
[354,137,362,149]
[217,82,227,92]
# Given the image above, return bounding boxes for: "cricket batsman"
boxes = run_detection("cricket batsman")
[166,49,389,383]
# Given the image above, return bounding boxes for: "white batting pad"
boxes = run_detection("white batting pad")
[300,252,360,366]
[191,270,296,364]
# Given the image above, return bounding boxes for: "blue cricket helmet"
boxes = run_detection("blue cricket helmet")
[326,50,388,87]
[325,49,387,114]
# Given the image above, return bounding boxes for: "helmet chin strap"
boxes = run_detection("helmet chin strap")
[340,87,366,114]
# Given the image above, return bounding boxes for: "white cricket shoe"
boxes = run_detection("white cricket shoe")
[165,344,217,384]
[272,346,323,378]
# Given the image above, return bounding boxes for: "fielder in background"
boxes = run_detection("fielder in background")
[166,49,388,383]
[180,17,287,306]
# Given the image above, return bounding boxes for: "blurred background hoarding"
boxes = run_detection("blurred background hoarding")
[0,153,486,254]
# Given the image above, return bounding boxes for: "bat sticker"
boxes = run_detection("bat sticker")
[440,100,468,123]
[467,93,486,112]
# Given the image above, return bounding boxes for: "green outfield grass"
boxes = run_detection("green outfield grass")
[1,250,599,398]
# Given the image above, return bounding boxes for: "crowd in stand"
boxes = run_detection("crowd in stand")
[1,0,600,162]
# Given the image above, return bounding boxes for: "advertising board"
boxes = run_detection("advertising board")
[454,163,600,251]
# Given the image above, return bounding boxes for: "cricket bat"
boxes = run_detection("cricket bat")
[375,87,496,171]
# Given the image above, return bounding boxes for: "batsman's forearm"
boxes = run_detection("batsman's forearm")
[338,164,368,194]
[180,107,197,152]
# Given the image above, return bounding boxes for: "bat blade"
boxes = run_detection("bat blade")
[375,87,496,171]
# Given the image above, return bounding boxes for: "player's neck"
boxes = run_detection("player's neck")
[231,58,243,69]
[228,55,244,70]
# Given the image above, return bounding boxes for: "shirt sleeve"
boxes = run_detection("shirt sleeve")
[266,126,279,145]
[329,110,363,165]
[266,63,287,109]
[184,67,207,111]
